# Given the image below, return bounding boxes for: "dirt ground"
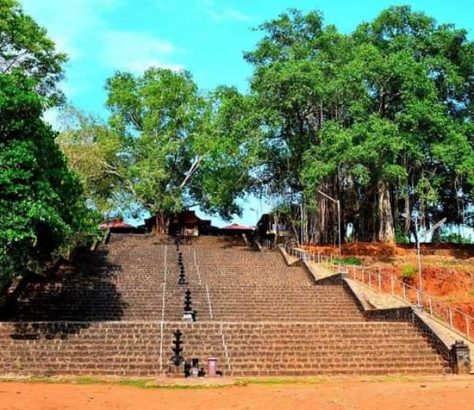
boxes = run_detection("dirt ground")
[0,376,473,410]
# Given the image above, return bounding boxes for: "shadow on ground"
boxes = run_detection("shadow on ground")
[4,247,127,339]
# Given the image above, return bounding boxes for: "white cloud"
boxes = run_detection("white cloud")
[101,31,183,73]
[199,0,252,23]
[207,7,252,22]
[21,1,183,75]
[21,0,118,58]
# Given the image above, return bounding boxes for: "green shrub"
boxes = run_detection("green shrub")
[332,257,362,266]
[401,265,417,278]
[440,232,472,245]
[395,227,410,244]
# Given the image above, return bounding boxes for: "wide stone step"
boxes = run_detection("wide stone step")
[0,320,449,377]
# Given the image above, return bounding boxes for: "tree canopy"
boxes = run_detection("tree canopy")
[60,68,262,229]
[0,0,66,102]
[0,1,95,289]
[0,74,97,285]
[246,6,474,244]
[57,5,474,244]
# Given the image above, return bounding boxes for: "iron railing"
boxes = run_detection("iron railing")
[285,245,474,342]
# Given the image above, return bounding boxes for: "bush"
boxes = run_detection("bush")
[401,264,417,279]
[333,257,362,266]
[395,227,410,244]
[0,74,98,284]
[440,232,472,245]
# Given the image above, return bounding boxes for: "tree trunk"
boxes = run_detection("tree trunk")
[403,191,410,234]
[377,180,395,243]
[155,213,169,235]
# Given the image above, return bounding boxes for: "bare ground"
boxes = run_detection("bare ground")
[0,376,473,410]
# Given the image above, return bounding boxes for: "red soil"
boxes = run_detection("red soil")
[304,242,474,259]
[304,242,474,331]
[1,378,473,410]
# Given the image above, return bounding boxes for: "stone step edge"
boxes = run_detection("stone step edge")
[277,245,302,267]
[277,245,343,285]
[0,320,431,326]
[343,277,472,375]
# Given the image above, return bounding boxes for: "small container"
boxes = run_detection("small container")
[207,357,217,377]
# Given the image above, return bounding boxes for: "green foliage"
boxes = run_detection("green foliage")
[395,227,409,244]
[0,3,96,285]
[0,74,98,283]
[440,232,472,245]
[43,6,474,248]
[332,257,362,266]
[57,106,130,215]
[400,265,417,279]
[61,70,262,222]
[247,6,474,243]
[0,0,67,103]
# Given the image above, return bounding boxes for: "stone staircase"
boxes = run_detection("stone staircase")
[0,322,161,377]
[0,234,451,377]
[221,322,448,376]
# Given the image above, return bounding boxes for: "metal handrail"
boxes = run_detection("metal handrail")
[286,245,474,342]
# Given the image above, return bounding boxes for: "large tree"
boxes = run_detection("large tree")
[248,7,474,244]
[0,74,97,288]
[244,9,354,243]
[57,107,129,216]
[60,69,262,231]
[0,0,66,102]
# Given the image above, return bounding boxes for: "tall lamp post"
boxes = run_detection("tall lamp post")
[317,190,342,258]
[403,213,446,308]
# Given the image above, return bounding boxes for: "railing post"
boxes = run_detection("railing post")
[450,340,471,374]
[344,257,473,343]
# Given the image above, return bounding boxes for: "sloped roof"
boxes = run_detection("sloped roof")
[221,223,255,231]
[99,220,135,229]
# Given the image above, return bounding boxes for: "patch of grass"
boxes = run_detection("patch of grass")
[0,375,332,389]
[332,257,362,266]
[401,264,417,279]
[236,377,327,386]
[117,379,157,389]
[72,376,105,385]
[0,375,236,390]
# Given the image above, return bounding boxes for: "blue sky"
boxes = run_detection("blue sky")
[20,0,474,227]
